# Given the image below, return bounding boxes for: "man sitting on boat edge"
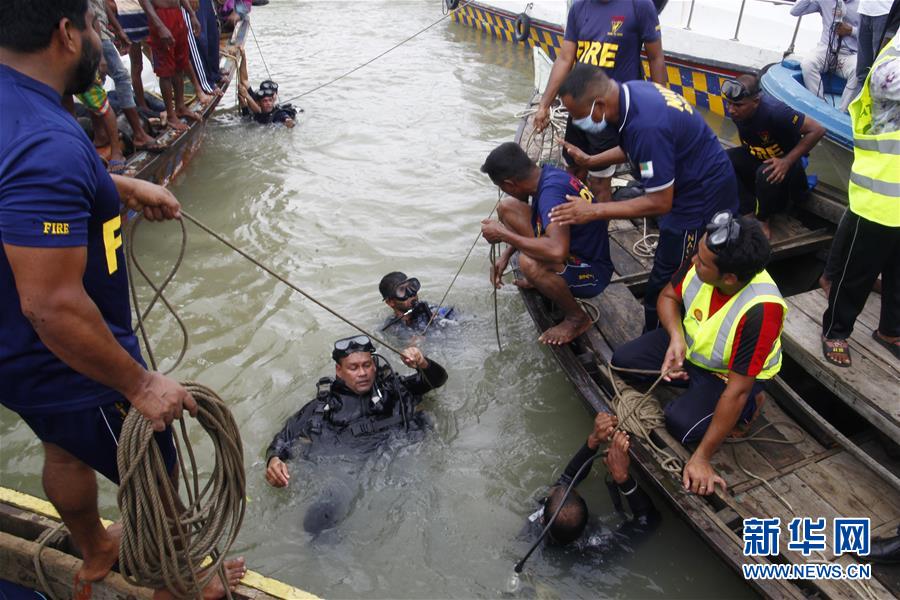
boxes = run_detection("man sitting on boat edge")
[524,413,659,554]
[723,74,826,239]
[479,142,614,345]
[611,214,786,496]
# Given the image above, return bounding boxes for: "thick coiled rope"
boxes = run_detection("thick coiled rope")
[515,104,568,167]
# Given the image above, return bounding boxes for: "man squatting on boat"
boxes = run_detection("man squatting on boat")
[0,1,246,596]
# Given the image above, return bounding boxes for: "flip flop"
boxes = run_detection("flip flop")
[73,573,93,600]
[872,330,900,359]
[821,336,852,368]
[134,139,167,153]
[108,159,127,175]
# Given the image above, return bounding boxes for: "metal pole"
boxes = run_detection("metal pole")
[731,0,748,41]
[784,15,803,57]
[684,0,696,30]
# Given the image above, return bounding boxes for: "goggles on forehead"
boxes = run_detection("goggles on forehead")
[332,335,376,361]
[259,80,278,97]
[706,211,741,252]
[391,278,421,301]
[721,79,757,102]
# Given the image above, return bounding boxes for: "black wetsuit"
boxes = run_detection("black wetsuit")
[265,357,448,463]
[381,301,455,334]
[241,103,298,125]
[528,442,660,554]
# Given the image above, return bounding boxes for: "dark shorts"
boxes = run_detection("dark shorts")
[120,10,150,43]
[19,398,177,485]
[562,116,621,177]
[558,257,613,298]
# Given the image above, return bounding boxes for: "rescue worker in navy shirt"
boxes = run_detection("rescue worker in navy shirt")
[724,74,826,238]
[555,64,739,332]
[264,335,447,488]
[534,0,666,203]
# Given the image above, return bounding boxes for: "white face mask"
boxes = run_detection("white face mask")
[572,98,607,134]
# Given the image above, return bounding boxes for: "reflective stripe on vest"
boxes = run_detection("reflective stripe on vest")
[848,39,900,227]
[681,266,786,379]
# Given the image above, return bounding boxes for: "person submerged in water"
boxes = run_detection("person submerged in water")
[379,271,455,333]
[264,335,447,486]
[526,413,659,553]
[238,78,297,127]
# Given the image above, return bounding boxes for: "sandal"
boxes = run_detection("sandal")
[821,336,852,368]
[107,159,127,175]
[133,139,167,153]
[872,330,900,360]
[73,573,93,600]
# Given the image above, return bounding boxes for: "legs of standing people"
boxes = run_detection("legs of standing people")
[102,39,156,147]
[801,46,828,99]
[837,52,860,111]
[497,198,593,344]
[181,7,215,102]
[752,158,807,236]
[857,13,891,87]
[821,207,852,294]
[198,0,222,86]
[130,42,150,111]
[822,213,900,361]
[643,227,701,332]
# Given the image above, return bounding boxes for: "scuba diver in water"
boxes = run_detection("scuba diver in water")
[264,334,447,488]
[379,271,455,334]
[523,413,660,555]
[237,78,298,127]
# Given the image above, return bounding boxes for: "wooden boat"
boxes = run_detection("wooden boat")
[119,18,249,186]
[0,487,318,599]
[510,87,900,598]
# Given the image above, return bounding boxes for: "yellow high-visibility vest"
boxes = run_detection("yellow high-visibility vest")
[847,37,900,227]
[681,266,787,380]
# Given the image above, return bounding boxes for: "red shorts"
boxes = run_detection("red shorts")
[148,6,190,78]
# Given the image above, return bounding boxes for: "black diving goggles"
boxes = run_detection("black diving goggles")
[721,79,757,102]
[259,80,278,97]
[332,335,376,361]
[706,211,741,252]
[390,278,421,301]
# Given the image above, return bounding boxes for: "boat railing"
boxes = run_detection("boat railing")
[681,0,805,55]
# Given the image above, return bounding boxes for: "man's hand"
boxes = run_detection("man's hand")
[153,22,174,47]
[190,14,201,37]
[265,457,290,488]
[557,139,591,168]
[533,105,551,132]
[400,346,428,369]
[114,32,131,55]
[836,22,853,37]
[603,430,632,484]
[490,253,510,289]
[549,195,603,226]
[113,176,182,221]
[762,156,791,184]
[284,118,296,129]
[587,412,618,448]
[481,218,507,244]
[683,455,726,496]
[661,333,689,381]
[126,371,197,432]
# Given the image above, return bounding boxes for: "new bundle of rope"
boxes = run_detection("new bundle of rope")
[121,215,245,598]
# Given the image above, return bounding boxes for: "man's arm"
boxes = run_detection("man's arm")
[534,41,578,131]
[482,217,572,265]
[645,40,667,85]
[179,0,201,36]
[790,0,820,17]
[104,0,130,48]
[557,142,627,171]
[682,372,754,495]
[549,185,674,226]
[138,0,174,45]
[657,281,690,381]
[401,357,449,396]
[4,244,195,431]
[763,115,826,183]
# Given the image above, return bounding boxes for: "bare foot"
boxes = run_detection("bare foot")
[512,278,534,289]
[166,112,189,131]
[177,108,203,123]
[78,522,122,582]
[538,311,592,345]
[196,91,213,105]
[202,558,246,600]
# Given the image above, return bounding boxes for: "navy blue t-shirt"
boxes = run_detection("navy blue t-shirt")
[532,165,613,271]
[0,65,143,416]
[617,81,738,230]
[565,0,661,83]
[734,94,806,161]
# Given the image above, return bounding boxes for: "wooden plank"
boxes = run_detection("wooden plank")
[782,294,900,441]
[609,226,656,269]
[587,282,643,351]
[796,453,900,530]
[609,236,646,277]
[790,289,900,376]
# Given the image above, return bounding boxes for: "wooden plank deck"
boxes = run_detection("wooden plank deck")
[782,288,900,441]
[577,284,900,599]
